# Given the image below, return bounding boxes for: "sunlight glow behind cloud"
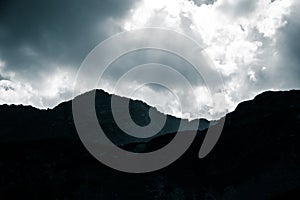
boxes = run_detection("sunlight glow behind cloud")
[107,0,295,119]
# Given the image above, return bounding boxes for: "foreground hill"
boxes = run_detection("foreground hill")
[0,90,299,199]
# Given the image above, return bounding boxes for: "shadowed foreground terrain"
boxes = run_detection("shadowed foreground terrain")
[0,90,299,199]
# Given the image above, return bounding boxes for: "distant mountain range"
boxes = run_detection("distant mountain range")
[0,89,299,199]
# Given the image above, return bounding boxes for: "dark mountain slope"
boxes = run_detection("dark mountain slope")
[0,90,299,199]
[0,89,209,145]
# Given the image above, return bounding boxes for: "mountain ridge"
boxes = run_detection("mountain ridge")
[0,89,299,199]
[0,89,299,145]
[1,88,298,119]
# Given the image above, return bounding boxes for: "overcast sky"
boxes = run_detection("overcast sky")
[0,0,299,120]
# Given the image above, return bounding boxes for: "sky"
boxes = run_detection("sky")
[0,0,299,120]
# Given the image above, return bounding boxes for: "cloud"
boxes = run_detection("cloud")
[102,0,298,119]
[0,80,41,106]
[0,0,136,70]
[0,0,299,120]
[0,0,137,107]
[272,0,300,88]
[0,60,76,107]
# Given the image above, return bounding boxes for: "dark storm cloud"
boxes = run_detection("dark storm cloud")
[0,0,137,76]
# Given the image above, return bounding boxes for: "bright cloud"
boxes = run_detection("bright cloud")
[0,60,75,108]
[108,0,296,119]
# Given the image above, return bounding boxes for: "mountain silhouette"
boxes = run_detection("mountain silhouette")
[0,89,209,145]
[0,89,299,199]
